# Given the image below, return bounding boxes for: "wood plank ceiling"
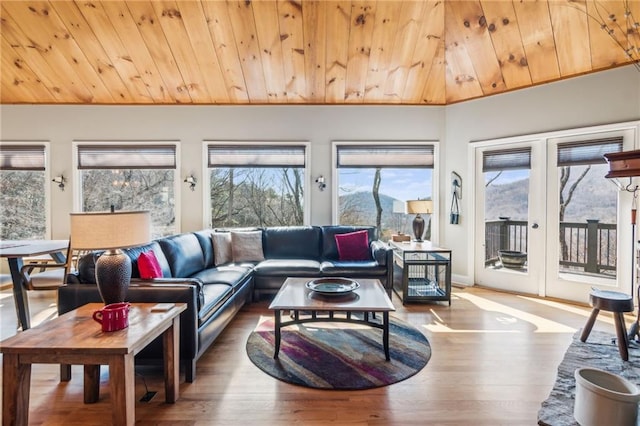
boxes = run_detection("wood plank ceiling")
[1,0,638,105]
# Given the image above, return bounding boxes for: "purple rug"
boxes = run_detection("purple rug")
[245,315,431,390]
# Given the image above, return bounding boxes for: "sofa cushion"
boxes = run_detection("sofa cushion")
[190,265,253,288]
[124,241,172,278]
[212,232,232,266]
[199,283,234,325]
[320,260,387,276]
[193,229,215,269]
[335,230,370,261]
[138,251,163,279]
[231,231,265,262]
[253,259,322,276]
[321,226,377,260]
[158,233,206,278]
[262,226,322,259]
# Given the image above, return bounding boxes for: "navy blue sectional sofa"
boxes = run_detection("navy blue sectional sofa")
[58,225,393,382]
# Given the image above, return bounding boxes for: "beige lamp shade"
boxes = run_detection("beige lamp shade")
[70,211,151,250]
[405,200,433,215]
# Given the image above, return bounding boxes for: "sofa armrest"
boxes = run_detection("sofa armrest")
[130,277,205,310]
[370,240,391,266]
[66,272,81,284]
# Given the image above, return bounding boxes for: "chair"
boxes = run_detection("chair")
[20,242,72,291]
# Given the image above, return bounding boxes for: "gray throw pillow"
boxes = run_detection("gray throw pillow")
[211,232,232,266]
[231,231,265,262]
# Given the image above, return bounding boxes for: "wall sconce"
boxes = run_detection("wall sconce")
[184,175,197,191]
[315,175,326,191]
[52,175,66,191]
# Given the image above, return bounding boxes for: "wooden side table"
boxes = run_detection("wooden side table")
[0,302,186,426]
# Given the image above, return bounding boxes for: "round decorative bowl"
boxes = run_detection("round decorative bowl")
[306,278,360,295]
[498,250,527,269]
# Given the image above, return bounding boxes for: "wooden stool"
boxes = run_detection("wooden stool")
[580,289,634,361]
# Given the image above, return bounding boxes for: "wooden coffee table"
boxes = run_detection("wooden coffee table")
[0,302,186,426]
[269,277,395,360]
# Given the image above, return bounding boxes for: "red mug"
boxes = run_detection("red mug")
[93,302,130,332]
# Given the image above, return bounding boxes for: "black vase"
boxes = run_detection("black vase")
[95,249,132,305]
[412,214,425,242]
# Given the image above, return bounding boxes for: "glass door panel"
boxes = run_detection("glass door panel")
[484,169,530,272]
[545,131,634,303]
[474,142,544,296]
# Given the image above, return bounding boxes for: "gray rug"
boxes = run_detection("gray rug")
[538,330,640,426]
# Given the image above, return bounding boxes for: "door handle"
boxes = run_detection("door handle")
[531,223,539,229]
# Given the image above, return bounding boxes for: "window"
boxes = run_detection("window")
[335,144,435,241]
[207,144,307,228]
[482,147,531,270]
[556,137,622,277]
[0,144,47,239]
[76,143,177,237]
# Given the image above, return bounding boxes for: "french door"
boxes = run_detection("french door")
[474,126,636,304]
[474,141,545,296]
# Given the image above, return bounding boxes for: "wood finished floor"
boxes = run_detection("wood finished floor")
[0,284,624,425]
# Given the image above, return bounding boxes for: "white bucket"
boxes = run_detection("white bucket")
[574,368,640,426]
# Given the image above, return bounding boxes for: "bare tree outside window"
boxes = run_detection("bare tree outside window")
[210,167,304,228]
[557,163,616,277]
[81,169,176,237]
[558,165,591,261]
[0,171,46,239]
[373,168,382,233]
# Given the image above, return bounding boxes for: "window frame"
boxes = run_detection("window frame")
[72,140,181,235]
[331,140,440,242]
[203,140,311,228]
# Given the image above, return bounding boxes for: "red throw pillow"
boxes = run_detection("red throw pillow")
[138,251,163,279]
[335,230,370,261]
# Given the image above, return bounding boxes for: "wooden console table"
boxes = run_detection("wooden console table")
[0,302,186,426]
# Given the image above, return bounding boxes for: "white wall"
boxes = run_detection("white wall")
[1,65,639,285]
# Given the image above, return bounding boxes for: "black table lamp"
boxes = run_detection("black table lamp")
[406,200,433,242]
[70,211,151,305]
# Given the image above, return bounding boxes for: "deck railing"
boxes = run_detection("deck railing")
[485,218,616,276]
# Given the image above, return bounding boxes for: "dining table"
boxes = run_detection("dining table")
[0,239,69,330]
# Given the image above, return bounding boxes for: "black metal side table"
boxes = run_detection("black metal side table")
[390,240,452,305]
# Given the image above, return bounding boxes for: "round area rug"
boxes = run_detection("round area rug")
[245,315,431,390]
